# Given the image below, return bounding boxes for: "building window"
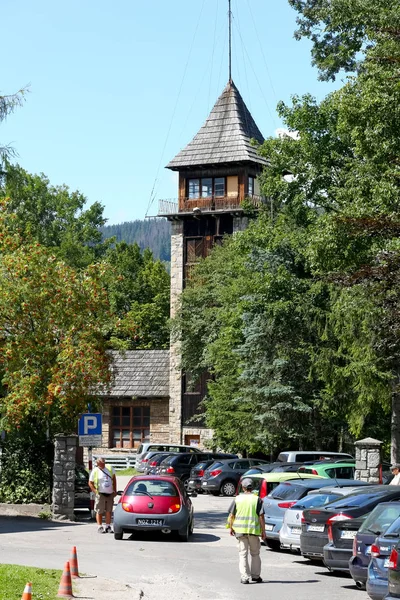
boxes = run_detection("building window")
[111,406,150,449]
[188,179,200,199]
[248,176,254,196]
[187,177,226,199]
[214,177,225,197]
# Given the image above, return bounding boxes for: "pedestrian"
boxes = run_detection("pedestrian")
[227,477,266,584]
[89,456,117,533]
[390,464,400,485]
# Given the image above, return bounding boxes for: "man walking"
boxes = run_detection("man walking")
[227,477,266,584]
[89,456,117,533]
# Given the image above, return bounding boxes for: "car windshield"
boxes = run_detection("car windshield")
[359,504,400,535]
[269,483,309,500]
[126,480,178,497]
[293,493,342,509]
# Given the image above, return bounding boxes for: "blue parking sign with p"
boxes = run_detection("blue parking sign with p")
[78,413,102,436]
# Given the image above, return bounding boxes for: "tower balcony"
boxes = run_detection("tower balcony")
[158,194,264,217]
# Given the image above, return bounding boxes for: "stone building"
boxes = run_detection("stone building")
[94,80,266,454]
[159,79,267,448]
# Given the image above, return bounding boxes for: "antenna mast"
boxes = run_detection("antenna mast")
[228,0,232,82]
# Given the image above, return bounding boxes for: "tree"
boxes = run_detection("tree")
[106,242,170,350]
[0,164,109,268]
[0,88,27,160]
[0,199,115,434]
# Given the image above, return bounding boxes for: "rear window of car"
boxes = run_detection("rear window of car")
[383,516,400,536]
[293,493,342,509]
[269,483,310,500]
[126,480,178,497]
[330,492,389,509]
[325,466,354,479]
[359,504,400,534]
[207,461,224,470]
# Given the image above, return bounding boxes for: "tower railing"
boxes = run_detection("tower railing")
[158,195,264,215]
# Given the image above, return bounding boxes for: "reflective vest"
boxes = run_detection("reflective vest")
[232,493,261,536]
[92,465,114,492]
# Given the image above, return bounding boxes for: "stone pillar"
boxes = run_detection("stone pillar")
[354,437,383,483]
[169,220,184,443]
[52,434,77,520]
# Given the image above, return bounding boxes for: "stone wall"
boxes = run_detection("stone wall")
[52,434,77,520]
[354,437,382,483]
[169,220,184,443]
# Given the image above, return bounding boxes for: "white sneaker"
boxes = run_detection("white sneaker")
[98,526,106,534]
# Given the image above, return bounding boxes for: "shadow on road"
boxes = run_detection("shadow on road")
[194,510,228,529]
[0,515,83,534]
[265,580,320,584]
[122,531,220,543]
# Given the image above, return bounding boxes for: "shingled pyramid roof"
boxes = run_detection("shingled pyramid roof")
[166,80,267,170]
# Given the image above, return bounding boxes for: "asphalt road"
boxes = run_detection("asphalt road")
[0,481,366,600]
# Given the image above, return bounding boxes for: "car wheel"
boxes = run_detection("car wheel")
[178,522,190,542]
[221,480,236,497]
[114,531,123,540]
[265,539,281,551]
[182,476,190,491]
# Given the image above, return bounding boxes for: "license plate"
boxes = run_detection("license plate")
[189,480,194,484]
[366,546,371,555]
[341,530,357,539]
[136,518,163,526]
[308,524,324,532]
[291,526,302,534]
[202,482,208,486]
[384,558,390,568]
[265,524,274,531]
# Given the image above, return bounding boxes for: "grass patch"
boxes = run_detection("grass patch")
[115,467,138,476]
[0,564,62,599]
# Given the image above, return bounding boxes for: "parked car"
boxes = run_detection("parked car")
[280,482,371,552]
[276,451,354,463]
[365,513,400,599]
[74,464,91,511]
[298,461,356,480]
[349,504,400,590]
[139,451,178,473]
[158,452,237,489]
[262,479,358,551]
[237,472,326,499]
[143,452,178,475]
[135,443,201,470]
[386,539,400,599]
[301,486,400,562]
[201,458,270,496]
[113,475,194,541]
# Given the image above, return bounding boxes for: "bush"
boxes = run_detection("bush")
[0,429,53,504]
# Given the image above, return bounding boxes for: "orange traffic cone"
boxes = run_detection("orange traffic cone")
[57,561,74,598]
[69,546,80,578]
[21,582,32,600]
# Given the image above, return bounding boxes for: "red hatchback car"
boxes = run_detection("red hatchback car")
[113,475,194,541]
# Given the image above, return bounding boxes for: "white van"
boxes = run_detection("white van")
[276,450,354,463]
[135,443,201,470]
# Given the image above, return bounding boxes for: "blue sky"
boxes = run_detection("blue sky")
[1,1,339,225]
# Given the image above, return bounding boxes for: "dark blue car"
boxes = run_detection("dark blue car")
[349,502,400,590]
[366,514,400,600]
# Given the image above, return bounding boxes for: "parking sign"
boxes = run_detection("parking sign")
[78,413,102,446]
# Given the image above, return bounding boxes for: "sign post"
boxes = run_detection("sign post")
[78,413,102,519]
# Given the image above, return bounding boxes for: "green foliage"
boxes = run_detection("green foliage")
[1,163,109,268]
[0,88,27,160]
[106,242,170,350]
[0,428,53,504]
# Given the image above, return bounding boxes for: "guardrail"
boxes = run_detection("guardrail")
[93,454,137,470]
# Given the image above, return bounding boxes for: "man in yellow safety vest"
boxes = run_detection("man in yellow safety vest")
[89,456,117,533]
[227,477,266,584]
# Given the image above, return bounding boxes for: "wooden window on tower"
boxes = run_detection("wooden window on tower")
[111,406,150,449]
[186,238,203,263]
[214,177,225,197]
[188,179,200,199]
[248,176,255,196]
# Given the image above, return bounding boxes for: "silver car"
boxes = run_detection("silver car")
[280,483,371,551]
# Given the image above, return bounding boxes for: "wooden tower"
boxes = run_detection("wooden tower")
[159,79,267,446]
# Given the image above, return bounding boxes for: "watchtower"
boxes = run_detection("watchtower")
[158,78,266,446]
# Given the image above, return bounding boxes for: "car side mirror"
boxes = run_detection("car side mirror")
[116,490,123,496]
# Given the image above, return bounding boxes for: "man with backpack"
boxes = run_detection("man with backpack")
[89,456,117,533]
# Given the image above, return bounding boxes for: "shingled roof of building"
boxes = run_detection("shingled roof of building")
[166,80,267,170]
[105,350,169,397]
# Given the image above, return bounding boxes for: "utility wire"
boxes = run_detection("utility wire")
[145,0,207,217]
